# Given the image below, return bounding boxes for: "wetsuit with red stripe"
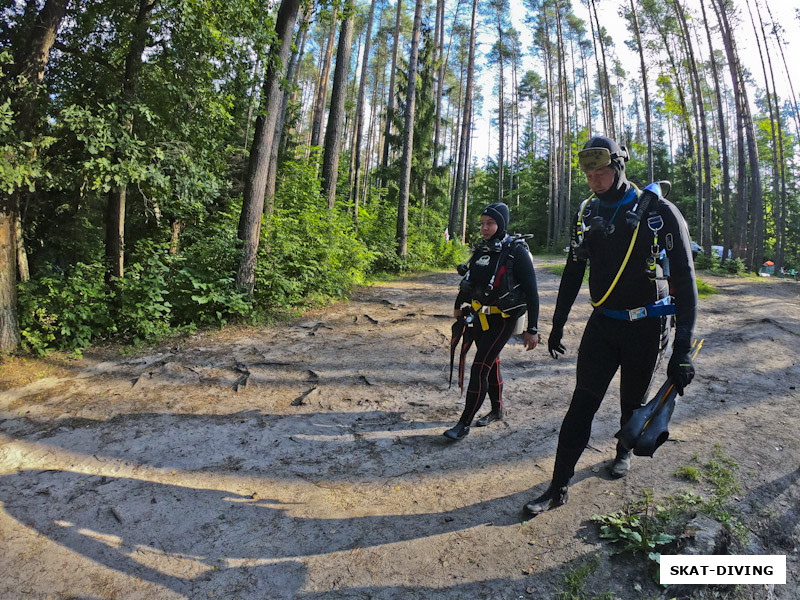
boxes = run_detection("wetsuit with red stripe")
[453,238,540,426]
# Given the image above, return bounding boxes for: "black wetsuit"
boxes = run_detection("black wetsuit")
[549,184,698,487]
[454,237,540,426]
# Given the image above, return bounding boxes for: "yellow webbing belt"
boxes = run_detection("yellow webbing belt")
[590,221,641,307]
[471,300,510,331]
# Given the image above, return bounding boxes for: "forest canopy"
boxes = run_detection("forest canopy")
[1,0,797,354]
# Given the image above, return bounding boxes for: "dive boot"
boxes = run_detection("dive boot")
[523,484,569,517]
[475,410,503,427]
[609,449,632,479]
[443,422,470,440]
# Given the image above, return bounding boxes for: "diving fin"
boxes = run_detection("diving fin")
[449,321,466,388]
[615,379,673,451]
[633,388,678,457]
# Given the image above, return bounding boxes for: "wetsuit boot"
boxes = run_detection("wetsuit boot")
[476,380,503,426]
[443,421,470,440]
[523,445,580,516]
[609,448,632,479]
[523,483,569,516]
[475,410,503,426]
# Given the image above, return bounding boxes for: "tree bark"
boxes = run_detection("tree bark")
[322,3,355,209]
[266,5,312,216]
[347,0,378,226]
[1,0,71,350]
[396,0,423,258]
[450,0,478,240]
[236,0,302,292]
[629,0,652,182]
[380,0,404,188]
[700,0,731,262]
[310,7,339,149]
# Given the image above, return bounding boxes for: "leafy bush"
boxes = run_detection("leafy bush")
[168,227,252,326]
[17,262,114,355]
[722,257,745,274]
[255,157,372,307]
[693,254,715,270]
[114,240,172,342]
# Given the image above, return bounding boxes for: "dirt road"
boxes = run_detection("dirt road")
[1,262,798,599]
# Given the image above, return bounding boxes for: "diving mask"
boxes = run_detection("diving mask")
[578,147,612,172]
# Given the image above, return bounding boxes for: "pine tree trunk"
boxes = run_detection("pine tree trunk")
[348,0,377,226]
[700,0,731,261]
[322,5,355,209]
[629,0,652,182]
[380,0,404,187]
[310,8,339,150]
[236,0,301,292]
[266,7,311,215]
[396,0,424,258]
[451,0,478,240]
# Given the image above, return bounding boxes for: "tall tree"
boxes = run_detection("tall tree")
[450,0,478,240]
[396,0,423,258]
[0,0,71,351]
[322,0,356,208]
[236,0,302,292]
[711,0,762,268]
[700,0,732,261]
[310,7,339,149]
[105,0,156,283]
[347,0,378,225]
[751,0,787,270]
[380,0,404,187]
[627,0,653,182]
[674,0,711,250]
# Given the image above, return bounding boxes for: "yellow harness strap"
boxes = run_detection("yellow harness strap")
[471,300,510,331]
[591,221,641,307]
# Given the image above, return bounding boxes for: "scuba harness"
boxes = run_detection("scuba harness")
[458,234,533,330]
[574,181,677,320]
[449,233,533,392]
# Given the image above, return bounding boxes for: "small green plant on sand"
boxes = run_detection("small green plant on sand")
[555,555,615,600]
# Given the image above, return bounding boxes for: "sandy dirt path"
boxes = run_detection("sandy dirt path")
[1,262,798,599]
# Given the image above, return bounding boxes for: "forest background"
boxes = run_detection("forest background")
[1,0,798,356]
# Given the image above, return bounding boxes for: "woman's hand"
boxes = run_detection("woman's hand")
[523,332,540,351]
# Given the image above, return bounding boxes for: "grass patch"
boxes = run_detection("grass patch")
[555,555,614,600]
[591,445,745,573]
[696,277,718,299]
[674,464,701,482]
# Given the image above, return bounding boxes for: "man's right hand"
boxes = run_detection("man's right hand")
[548,326,566,359]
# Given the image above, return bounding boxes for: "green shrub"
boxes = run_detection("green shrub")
[255,157,372,307]
[693,254,715,270]
[722,257,745,274]
[114,240,172,342]
[168,228,253,326]
[17,262,114,355]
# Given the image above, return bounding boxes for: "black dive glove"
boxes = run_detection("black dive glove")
[667,348,695,395]
[548,324,566,359]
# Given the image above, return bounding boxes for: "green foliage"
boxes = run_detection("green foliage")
[114,241,173,343]
[555,555,614,600]
[168,227,253,326]
[592,490,676,560]
[722,257,745,274]
[693,254,715,271]
[695,277,718,299]
[592,447,744,576]
[255,157,372,307]
[17,262,113,355]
